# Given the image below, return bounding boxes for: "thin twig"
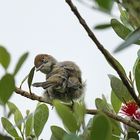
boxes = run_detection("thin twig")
[65,0,140,106]
[14,87,140,130]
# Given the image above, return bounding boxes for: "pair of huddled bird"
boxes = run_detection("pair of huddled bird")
[33,54,84,103]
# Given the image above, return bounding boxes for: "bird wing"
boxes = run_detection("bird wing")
[57,61,82,81]
[67,76,82,89]
[45,64,68,79]
[33,73,67,90]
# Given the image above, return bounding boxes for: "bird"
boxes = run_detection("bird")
[33,54,84,103]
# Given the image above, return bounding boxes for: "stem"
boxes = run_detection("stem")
[20,130,25,140]
[64,0,140,106]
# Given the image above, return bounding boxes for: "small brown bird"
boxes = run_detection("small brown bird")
[33,54,84,103]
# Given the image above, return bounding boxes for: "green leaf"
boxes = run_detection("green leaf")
[1,117,19,137]
[7,101,19,117]
[90,113,112,140]
[126,132,139,140]
[0,133,12,140]
[63,134,82,140]
[118,5,133,31]
[73,102,85,127]
[19,74,29,89]
[111,19,131,40]
[0,74,15,104]
[7,102,24,130]
[95,98,106,110]
[82,118,93,140]
[54,100,79,133]
[109,75,133,102]
[14,110,24,131]
[110,119,121,140]
[15,137,22,140]
[13,52,29,76]
[105,50,126,76]
[137,49,140,58]
[95,98,112,112]
[133,57,139,77]
[51,125,67,140]
[28,66,35,93]
[111,58,127,76]
[0,46,10,70]
[94,23,111,30]
[114,27,140,53]
[95,0,113,11]
[50,135,58,140]
[34,104,49,137]
[134,58,140,95]
[111,90,122,113]
[25,114,33,137]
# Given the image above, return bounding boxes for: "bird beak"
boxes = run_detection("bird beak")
[36,64,43,71]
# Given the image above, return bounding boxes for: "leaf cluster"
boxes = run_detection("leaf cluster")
[1,102,49,140]
[0,46,28,105]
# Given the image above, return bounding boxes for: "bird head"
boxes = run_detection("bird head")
[34,54,57,74]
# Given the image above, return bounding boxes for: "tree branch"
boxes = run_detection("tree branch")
[86,109,140,130]
[15,87,140,130]
[64,0,140,106]
[15,87,52,105]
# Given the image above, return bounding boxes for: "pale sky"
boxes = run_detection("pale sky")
[0,0,139,139]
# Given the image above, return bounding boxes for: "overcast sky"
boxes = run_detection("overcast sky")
[0,0,139,139]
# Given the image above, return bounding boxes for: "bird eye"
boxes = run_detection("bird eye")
[42,59,48,63]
